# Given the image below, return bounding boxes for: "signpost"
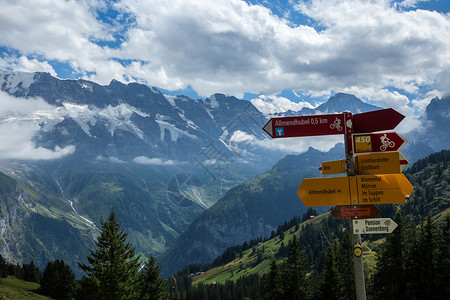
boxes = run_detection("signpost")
[263,107,412,300]
[353,132,408,153]
[331,205,381,220]
[352,218,398,234]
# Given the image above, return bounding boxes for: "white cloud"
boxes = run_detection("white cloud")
[132,156,178,165]
[0,55,57,76]
[1,0,449,117]
[0,0,119,80]
[257,135,343,154]
[251,95,314,114]
[230,129,342,153]
[96,155,126,163]
[411,90,444,112]
[398,0,430,9]
[0,91,75,160]
[230,130,257,143]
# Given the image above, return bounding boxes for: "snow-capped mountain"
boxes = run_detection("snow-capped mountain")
[0,70,269,165]
[0,70,278,275]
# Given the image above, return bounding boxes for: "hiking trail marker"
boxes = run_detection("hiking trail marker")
[352,218,398,234]
[356,151,408,175]
[353,132,408,154]
[297,174,413,207]
[320,151,409,175]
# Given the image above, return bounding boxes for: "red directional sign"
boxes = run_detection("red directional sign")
[353,132,408,154]
[263,108,405,139]
[262,114,345,138]
[331,205,381,220]
[353,108,405,133]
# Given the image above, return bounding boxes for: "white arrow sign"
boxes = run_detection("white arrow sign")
[352,218,398,234]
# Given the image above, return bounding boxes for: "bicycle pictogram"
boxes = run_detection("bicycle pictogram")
[330,117,343,131]
[380,134,395,151]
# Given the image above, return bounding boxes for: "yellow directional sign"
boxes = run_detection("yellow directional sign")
[356,174,413,205]
[356,151,409,175]
[297,177,350,207]
[297,174,413,207]
[320,159,347,175]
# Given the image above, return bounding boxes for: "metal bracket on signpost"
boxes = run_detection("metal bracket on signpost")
[344,111,367,300]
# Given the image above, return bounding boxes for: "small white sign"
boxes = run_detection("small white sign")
[352,218,398,234]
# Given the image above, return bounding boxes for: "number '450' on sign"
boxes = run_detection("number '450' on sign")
[353,132,408,153]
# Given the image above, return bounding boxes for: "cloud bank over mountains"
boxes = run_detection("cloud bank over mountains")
[0,91,75,160]
[0,0,449,115]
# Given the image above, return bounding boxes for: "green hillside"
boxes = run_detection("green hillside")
[192,213,330,285]
[170,150,450,298]
[0,276,49,300]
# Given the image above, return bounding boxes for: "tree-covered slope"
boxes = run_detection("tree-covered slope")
[160,144,345,275]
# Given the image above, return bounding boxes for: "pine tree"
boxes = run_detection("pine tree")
[435,215,450,299]
[371,212,408,300]
[337,231,355,300]
[77,211,141,300]
[40,259,75,300]
[138,255,168,300]
[317,241,344,300]
[264,259,282,300]
[22,261,40,283]
[0,254,6,278]
[281,235,311,300]
[405,215,437,299]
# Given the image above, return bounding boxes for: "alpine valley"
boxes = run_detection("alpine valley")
[0,70,449,276]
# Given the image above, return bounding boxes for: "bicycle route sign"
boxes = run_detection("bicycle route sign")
[262,108,405,139]
[353,132,408,153]
[262,114,345,138]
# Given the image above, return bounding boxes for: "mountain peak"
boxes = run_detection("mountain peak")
[316,93,380,114]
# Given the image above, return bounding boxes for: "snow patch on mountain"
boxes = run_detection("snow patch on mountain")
[78,81,93,92]
[164,95,177,106]
[62,102,149,138]
[62,103,96,136]
[0,69,36,94]
[208,94,219,109]
[156,114,198,141]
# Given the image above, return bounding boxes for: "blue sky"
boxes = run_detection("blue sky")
[1,0,450,117]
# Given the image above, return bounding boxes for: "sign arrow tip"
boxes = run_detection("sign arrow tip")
[263,120,273,137]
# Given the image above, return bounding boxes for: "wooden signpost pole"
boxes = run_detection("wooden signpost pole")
[344,112,367,300]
